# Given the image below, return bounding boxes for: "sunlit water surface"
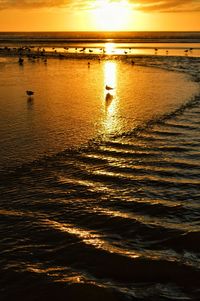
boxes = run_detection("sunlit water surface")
[0,57,198,170]
[1,54,200,301]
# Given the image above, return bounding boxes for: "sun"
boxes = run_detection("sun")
[92,0,131,31]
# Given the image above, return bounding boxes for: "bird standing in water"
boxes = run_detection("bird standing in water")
[18,57,24,65]
[26,90,34,96]
[105,85,114,90]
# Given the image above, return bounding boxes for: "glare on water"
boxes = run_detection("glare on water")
[104,61,119,134]
[0,56,199,169]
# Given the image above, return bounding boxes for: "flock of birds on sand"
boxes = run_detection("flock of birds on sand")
[0,44,193,73]
[0,44,195,62]
[0,45,192,99]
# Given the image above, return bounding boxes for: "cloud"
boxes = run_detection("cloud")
[129,0,200,12]
[0,0,86,10]
[0,0,200,12]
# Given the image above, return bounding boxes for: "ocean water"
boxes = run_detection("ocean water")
[0,32,200,301]
[1,31,200,57]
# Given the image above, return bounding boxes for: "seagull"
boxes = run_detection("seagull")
[18,57,24,64]
[26,90,34,96]
[105,85,114,90]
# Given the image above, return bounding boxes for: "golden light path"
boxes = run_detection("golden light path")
[105,42,116,55]
[103,61,119,134]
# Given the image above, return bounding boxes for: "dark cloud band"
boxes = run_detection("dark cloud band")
[0,0,199,12]
[0,0,82,10]
[129,0,200,12]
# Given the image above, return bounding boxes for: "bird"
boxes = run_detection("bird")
[105,85,114,90]
[26,90,34,96]
[18,57,24,64]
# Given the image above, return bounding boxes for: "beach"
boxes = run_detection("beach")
[0,32,200,301]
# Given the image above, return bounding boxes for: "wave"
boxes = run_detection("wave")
[1,54,200,300]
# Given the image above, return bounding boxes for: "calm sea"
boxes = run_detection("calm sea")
[1,31,200,57]
[1,31,200,41]
[0,32,200,301]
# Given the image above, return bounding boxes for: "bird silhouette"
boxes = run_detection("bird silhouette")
[26,90,34,96]
[18,57,24,65]
[105,85,114,90]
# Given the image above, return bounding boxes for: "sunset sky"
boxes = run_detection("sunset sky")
[0,0,200,31]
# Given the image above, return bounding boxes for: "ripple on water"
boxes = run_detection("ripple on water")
[0,56,200,301]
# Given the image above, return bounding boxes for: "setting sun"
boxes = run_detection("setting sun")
[92,0,131,31]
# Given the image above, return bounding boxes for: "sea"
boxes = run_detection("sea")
[0,32,200,301]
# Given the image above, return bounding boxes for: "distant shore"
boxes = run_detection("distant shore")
[1,44,200,83]
[0,45,151,62]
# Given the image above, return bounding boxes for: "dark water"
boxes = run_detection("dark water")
[1,31,200,43]
[1,92,200,301]
[1,31,200,57]
[0,35,200,300]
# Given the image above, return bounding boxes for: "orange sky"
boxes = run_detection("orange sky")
[0,0,200,31]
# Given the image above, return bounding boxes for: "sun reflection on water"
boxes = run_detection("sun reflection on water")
[104,60,116,88]
[105,42,116,54]
[103,61,120,134]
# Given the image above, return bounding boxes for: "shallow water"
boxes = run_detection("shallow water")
[0,54,200,301]
[40,42,200,57]
[0,57,198,170]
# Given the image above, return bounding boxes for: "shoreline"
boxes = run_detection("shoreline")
[0,46,198,60]
[1,46,200,81]
[1,43,199,59]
